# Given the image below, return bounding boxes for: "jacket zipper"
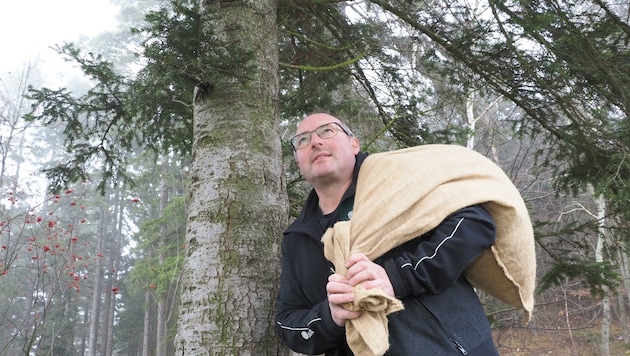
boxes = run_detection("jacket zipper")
[415,298,469,355]
[451,339,468,355]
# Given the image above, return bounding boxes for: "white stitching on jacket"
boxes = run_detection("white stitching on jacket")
[399,217,465,270]
[276,317,321,332]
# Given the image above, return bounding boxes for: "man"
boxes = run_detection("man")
[275,113,499,355]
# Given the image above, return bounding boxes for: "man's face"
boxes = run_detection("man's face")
[294,114,360,187]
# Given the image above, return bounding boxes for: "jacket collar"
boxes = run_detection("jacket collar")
[284,152,369,239]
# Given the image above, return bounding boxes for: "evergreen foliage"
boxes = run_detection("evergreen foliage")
[13,0,630,352]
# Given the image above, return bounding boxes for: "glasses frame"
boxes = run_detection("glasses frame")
[290,122,353,151]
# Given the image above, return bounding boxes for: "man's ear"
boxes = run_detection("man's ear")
[351,137,360,154]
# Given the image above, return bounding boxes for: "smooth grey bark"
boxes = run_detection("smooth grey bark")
[157,169,169,356]
[594,193,610,356]
[142,277,152,356]
[88,207,106,356]
[618,249,630,344]
[175,0,288,355]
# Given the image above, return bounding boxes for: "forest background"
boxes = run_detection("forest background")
[2,0,630,355]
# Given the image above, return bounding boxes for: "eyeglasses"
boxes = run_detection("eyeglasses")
[290,122,353,151]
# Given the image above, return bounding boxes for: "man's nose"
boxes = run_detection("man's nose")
[310,133,325,147]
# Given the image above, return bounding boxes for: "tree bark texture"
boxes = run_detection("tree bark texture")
[142,288,152,356]
[88,206,106,356]
[175,1,288,355]
[595,193,610,356]
[157,170,169,356]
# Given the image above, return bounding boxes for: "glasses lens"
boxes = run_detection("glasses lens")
[292,133,310,150]
[317,123,339,139]
[291,122,344,150]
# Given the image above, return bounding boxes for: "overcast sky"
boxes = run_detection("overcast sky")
[0,0,119,74]
[0,1,120,197]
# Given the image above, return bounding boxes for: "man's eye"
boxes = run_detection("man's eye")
[297,135,310,144]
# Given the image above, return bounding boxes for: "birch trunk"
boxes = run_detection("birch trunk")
[594,193,610,356]
[175,0,287,354]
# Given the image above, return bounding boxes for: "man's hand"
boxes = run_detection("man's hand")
[345,253,395,297]
[327,273,361,327]
[326,254,394,327]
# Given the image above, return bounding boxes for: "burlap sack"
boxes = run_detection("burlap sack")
[322,144,536,356]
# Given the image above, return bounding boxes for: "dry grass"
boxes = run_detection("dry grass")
[493,325,630,355]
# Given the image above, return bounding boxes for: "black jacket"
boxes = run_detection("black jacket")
[276,152,498,355]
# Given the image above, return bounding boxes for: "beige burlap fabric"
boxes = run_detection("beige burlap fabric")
[322,144,536,356]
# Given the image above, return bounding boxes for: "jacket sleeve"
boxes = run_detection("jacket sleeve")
[378,205,496,299]
[275,235,347,354]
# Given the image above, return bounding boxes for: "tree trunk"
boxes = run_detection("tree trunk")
[101,190,121,356]
[465,91,476,149]
[101,264,113,356]
[617,248,630,344]
[80,310,89,355]
[103,263,117,356]
[616,283,628,344]
[60,286,75,355]
[107,192,124,356]
[143,285,152,356]
[600,267,611,356]
[175,0,287,355]
[595,193,610,356]
[157,171,169,356]
[89,206,106,356]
